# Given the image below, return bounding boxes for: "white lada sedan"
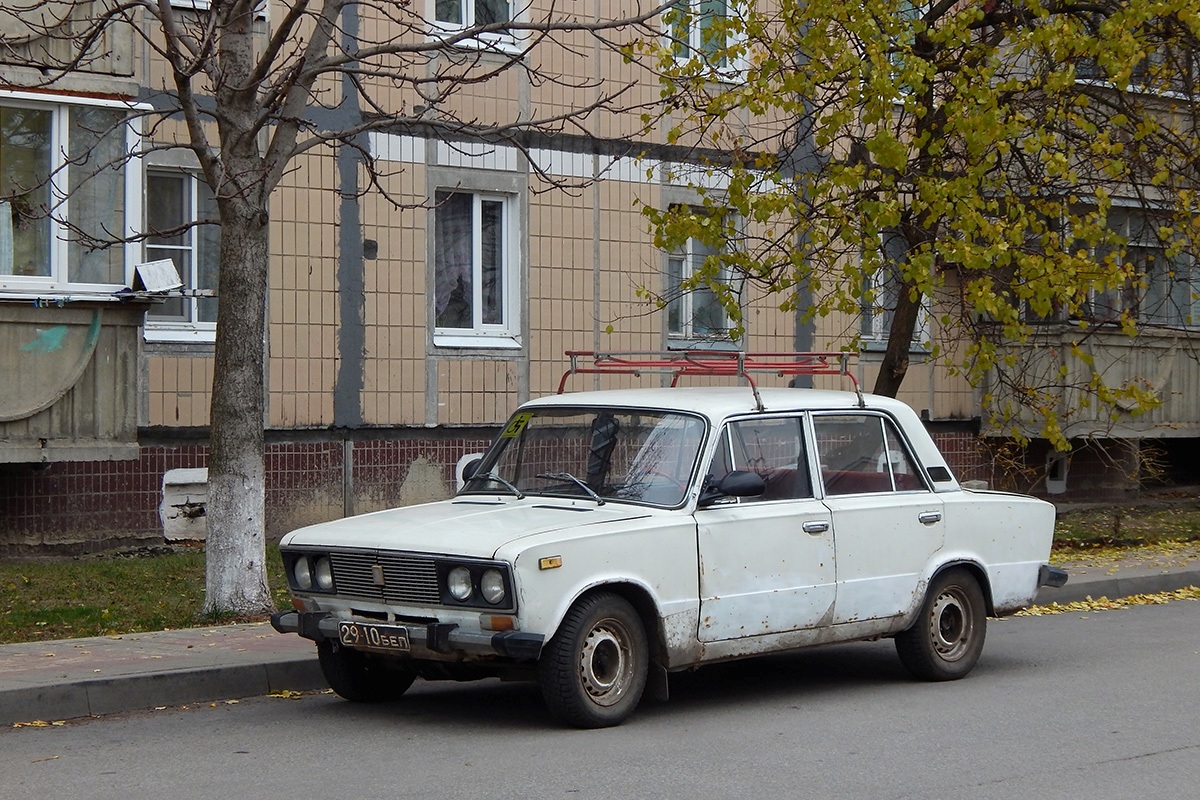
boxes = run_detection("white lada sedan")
[273,385,1066,727]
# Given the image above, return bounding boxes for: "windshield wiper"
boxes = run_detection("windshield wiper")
[536,472,606,506]
[465,472,525,499]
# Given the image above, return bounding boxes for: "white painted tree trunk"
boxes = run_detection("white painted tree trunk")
[204,468,271,613]
[201,184,274,616]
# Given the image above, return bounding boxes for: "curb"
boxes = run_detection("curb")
[2,659,325,725]
[1035,569,1200,606]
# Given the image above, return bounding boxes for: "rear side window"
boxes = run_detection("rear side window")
[812,414,926,495]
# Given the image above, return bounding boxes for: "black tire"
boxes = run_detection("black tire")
[536,592,649,728]
[895,567,987,681]
[317,640,416,702]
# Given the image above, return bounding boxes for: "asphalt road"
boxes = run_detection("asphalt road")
[4,601,1198,800]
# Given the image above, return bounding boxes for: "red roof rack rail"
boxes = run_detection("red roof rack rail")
[557,350,863,411]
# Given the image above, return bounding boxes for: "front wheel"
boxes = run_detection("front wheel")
[895,568,987,681]
[317,640,416,702]
[536,592,648,728]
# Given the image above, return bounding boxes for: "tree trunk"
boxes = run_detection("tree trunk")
[872,278,922,398]
[203,200,273,615]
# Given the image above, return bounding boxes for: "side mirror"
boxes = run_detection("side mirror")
[698,470,765,507]
[720,470,767,497]
[456,454,484,491]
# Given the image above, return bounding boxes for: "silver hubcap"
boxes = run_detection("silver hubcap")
[929,586,973,662]
[578,619,633,706]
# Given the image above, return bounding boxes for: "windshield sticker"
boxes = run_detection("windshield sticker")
[500,413,534,439]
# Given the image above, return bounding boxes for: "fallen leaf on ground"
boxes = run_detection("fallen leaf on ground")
[1016,585,1200,616]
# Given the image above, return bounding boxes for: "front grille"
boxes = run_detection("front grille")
[329,551,441,606]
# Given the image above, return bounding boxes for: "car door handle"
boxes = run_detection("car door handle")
[918,511,942,525]
[802,521,830,534]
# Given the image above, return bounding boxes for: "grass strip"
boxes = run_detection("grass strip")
[1,544,290,645]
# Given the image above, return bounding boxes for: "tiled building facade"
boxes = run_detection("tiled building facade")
[2,1,1195,554]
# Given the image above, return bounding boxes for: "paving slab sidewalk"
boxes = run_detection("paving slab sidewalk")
[0,623,324,725]
[2,547,1198,726]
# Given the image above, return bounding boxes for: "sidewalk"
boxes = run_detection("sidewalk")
[3,549,1199,726]
[0,623,324,725]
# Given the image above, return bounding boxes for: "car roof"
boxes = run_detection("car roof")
[520,386,913,421]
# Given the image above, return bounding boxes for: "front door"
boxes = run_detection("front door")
[696,416,836,642]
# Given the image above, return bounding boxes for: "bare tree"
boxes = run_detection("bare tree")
[2,0,672,613]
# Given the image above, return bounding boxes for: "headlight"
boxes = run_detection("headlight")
[293,557,313,590]
[480,569,506,605]
[447,566,474,601]
[314,557,334,591]
[438,561,513,609]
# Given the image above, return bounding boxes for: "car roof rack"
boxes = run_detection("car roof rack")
[557,350,863,411]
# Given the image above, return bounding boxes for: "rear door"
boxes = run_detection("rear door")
[695,415,836,642]
[811,412,944,625]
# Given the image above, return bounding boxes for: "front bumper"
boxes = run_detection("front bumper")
[270,610,544,661]
[1038,564,1069,588]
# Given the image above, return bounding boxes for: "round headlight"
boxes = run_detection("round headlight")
[293,556,313,590]
[480,569,506,605]
[314,557,334,591]
[447,566,474,601]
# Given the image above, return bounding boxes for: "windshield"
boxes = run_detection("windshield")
[463,407,707,507]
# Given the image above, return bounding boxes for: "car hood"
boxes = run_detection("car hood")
[279,496,657,559]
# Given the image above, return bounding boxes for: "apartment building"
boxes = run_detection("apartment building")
[1,1,1195,554]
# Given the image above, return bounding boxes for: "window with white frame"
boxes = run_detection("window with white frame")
[0,97,138,292]
[1087,207,1197,327]
[668,0,733,69]
[167,0,269,17]
[890,0,925,75]
[1074,14,1198,95]
[432,0,516,48]
[433,189,516,343]
[667,229,732,340]
[144,171,220,335]
[860,231,931,349]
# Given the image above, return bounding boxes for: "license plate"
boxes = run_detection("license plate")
[337,621,410,653]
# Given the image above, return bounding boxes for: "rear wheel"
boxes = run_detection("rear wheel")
[317,640,416,702]
[537,592,648,728]
[895,568,987,681]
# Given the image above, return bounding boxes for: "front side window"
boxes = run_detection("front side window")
[0,99,132,289]
[813,414,926,495]
[434,189,514,338]
[464,407,707,507]
[667,229,731,340]
[708,416,812,501]
[145,171,220,333]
